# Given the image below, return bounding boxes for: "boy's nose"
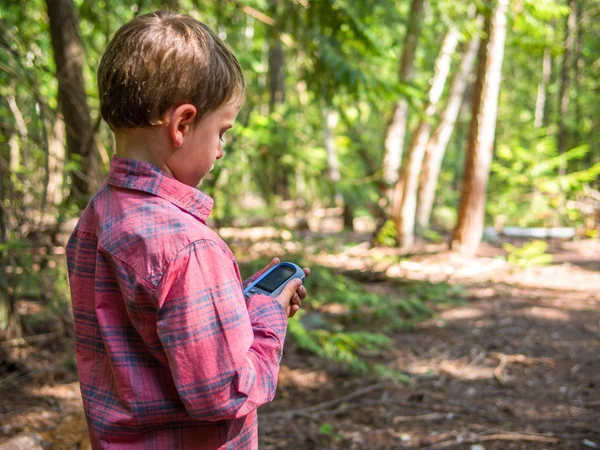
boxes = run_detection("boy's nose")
[216,146,224,159]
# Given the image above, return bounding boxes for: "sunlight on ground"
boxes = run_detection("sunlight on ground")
[401,358,496,381]
[278,367,329,389]
[219,227,293,242]
[28,382,81,401]
[438,307,485,321]
[520,306,572,322]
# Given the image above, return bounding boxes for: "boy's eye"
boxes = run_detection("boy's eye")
[219,133,226,143]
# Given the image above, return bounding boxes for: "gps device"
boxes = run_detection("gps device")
[244,262,305,298]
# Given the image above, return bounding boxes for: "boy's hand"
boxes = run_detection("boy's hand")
[275,266,310,318]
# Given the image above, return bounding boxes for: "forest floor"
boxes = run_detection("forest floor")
[0,230,599,450]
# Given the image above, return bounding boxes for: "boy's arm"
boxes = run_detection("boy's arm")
[155,240,287,421]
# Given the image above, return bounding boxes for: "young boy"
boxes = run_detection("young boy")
[66,11,308,449]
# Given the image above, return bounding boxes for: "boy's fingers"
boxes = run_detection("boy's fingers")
[289,304,300,317]
[282,278,302,298]
[291,293,301,306]
[265,258,280,271]
[303,267,311,277]
[297,286,306,299]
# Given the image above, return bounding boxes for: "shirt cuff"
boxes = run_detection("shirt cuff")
[246,294,288,340]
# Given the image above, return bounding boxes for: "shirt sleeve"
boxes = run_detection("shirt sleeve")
[155,239,288,421]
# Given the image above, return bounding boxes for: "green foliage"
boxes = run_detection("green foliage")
[489,137,600,227]
[319,423,334,436]
[289,315,390,373]
[376,220,397,247]
[240,258,464,376]
[503,240,554,268]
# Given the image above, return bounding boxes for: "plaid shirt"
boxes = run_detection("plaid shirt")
[66,156,287,449]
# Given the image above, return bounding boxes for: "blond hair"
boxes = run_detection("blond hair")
[98,11,245,130]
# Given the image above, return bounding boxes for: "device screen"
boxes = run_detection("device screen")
[255,266,296,293]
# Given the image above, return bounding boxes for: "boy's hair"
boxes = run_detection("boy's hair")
[98,11,245,130]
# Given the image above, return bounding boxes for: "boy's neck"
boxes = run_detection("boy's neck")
[114,127,174,177]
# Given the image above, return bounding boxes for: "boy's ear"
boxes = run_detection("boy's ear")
[169,104,197,148]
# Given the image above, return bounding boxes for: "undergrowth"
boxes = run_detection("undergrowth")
[239,258,466,381]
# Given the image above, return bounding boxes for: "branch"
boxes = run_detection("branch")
[263,381,394,418]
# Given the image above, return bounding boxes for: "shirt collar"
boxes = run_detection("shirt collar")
[107,155,213,223]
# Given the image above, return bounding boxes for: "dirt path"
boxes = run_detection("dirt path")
[259,240,600,449]
[1,239,599,449]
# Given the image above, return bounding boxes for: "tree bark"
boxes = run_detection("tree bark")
[0,133,20,340]
[416,34,480,230]
[573,0,584,138]
[382,0,425,198]
[47,114,66,207]
[46,0,98,205]
[322,106,343,208]
[393,28,460,249]
[267,0,285,113]
[557,0,577,172]
[534,46,551,129]
[451,0,508,255]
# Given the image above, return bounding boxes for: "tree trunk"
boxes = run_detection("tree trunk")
[267,0,285,113]
[534,46,551,129]
[451,0,508,255]
[573,0,584,140]
[47,114,66,207]
[416,34,480,230]
[46,0,98,205]
[381,0,425,199]
[322,106,344,209]
[393,28,459,249]
[0,131,20,340]
[557,0,576,172]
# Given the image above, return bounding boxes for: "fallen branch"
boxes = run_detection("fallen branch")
[393,412,448,423]
[263,381,394,418]
[490,352,555,385]
[424,431,560,449]
[479,433,559,443]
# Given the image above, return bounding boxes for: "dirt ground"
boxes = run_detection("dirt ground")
[1,236,599,450]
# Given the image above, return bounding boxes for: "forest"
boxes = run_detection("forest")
[0,0,599,448]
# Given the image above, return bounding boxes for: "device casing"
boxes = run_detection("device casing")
[243,262,305,298]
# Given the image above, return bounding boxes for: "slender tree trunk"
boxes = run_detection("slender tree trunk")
[394,28,460,249]
[416,34,480,230]
[47,114,66,207]
[46,0,98,205]
[451,0,508,255]
[7,93,27,173]
[0,131,20,340]
[382,0,425,200]
[534,46,552,129]
[267,0,285,113]
[574,0,584,142]
[557,0,576,173]
[323,106,343,207]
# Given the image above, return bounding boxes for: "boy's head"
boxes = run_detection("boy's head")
[98,10,244,130]
[98,11,244,186]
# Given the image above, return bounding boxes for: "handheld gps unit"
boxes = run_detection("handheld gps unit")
[243,262,305,298]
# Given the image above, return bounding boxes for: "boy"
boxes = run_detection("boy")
[66,11,308,449]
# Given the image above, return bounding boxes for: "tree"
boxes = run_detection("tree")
[267,0,285,112]
[556,0,577,170]
[393,27,460,249]
[46,0,98,206]
[416,33,480,230]
[381,0,425,202]
[451,0,509,255]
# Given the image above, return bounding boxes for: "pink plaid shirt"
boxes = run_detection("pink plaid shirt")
[66,156,287,449]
